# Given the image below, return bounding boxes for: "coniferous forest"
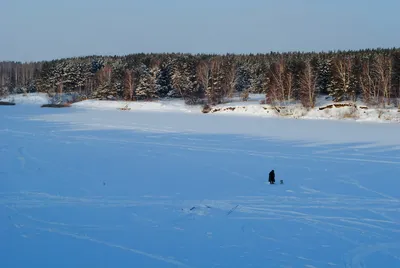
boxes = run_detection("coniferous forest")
[1,48,400,108]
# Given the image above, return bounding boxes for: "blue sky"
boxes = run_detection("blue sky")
[1,0,399,62]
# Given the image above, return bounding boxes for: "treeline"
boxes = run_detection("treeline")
[1,48,400,107]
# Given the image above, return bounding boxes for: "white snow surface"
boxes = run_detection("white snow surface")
[1,103,400,268]
[0,93,50,105]
[73,98,199,113]
[70,94,400,124]
[33,106,400,147]
[2,93,400,124]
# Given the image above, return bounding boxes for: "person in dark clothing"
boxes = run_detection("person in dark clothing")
[268,170,275,184]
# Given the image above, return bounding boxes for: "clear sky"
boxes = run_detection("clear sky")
[1,0,399,62]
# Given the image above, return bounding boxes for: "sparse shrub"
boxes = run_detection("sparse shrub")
[202,104,212,113]
[377,109,385,119]
[69,94,87,103]
[185,97,205,106]
[0,88,8,98]
[241,90,250,101]
[342,105,359,119]
[278,104,307,118]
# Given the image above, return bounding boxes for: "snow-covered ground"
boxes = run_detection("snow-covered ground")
[207,95,400,123]
[71,94,400,124]
[2,93,400,123]
[72,98,200,113]
[0,93,50,105]
[1,103,400,268]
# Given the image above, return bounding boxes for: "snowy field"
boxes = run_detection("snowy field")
[1,104,400,268]
[2,93,400,123]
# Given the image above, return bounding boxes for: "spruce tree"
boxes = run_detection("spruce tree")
[136,63,158,100]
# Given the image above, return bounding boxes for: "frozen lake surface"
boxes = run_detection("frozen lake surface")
[1,105,400,268]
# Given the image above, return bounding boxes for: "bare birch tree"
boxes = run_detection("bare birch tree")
[225,62,237,100]
[124,69,135,100]
[359,58,379,105]
[196,60,210,94]
[330,57,352,101]
[268,58,293,105]
[299,60,318,108]
[374,54,392,106]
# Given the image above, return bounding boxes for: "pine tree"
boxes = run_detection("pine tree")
[171,56,202,104]
[206,58,223,105]
[156,61,173,98]
[248,62,267,94]
[136,63,158,100]
[348,55,362,101]
[234,64,251,92]
[316,58,333,96]
[111,59,127,99]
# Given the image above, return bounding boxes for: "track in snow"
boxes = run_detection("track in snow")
[1,106,400,268]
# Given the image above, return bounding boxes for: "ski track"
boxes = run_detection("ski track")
[5,190,400,234]
[5,127,399,166]
[2,109,400,268]
[4,186,400,267]
[67,135,400,166]
[34,227,192,268]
